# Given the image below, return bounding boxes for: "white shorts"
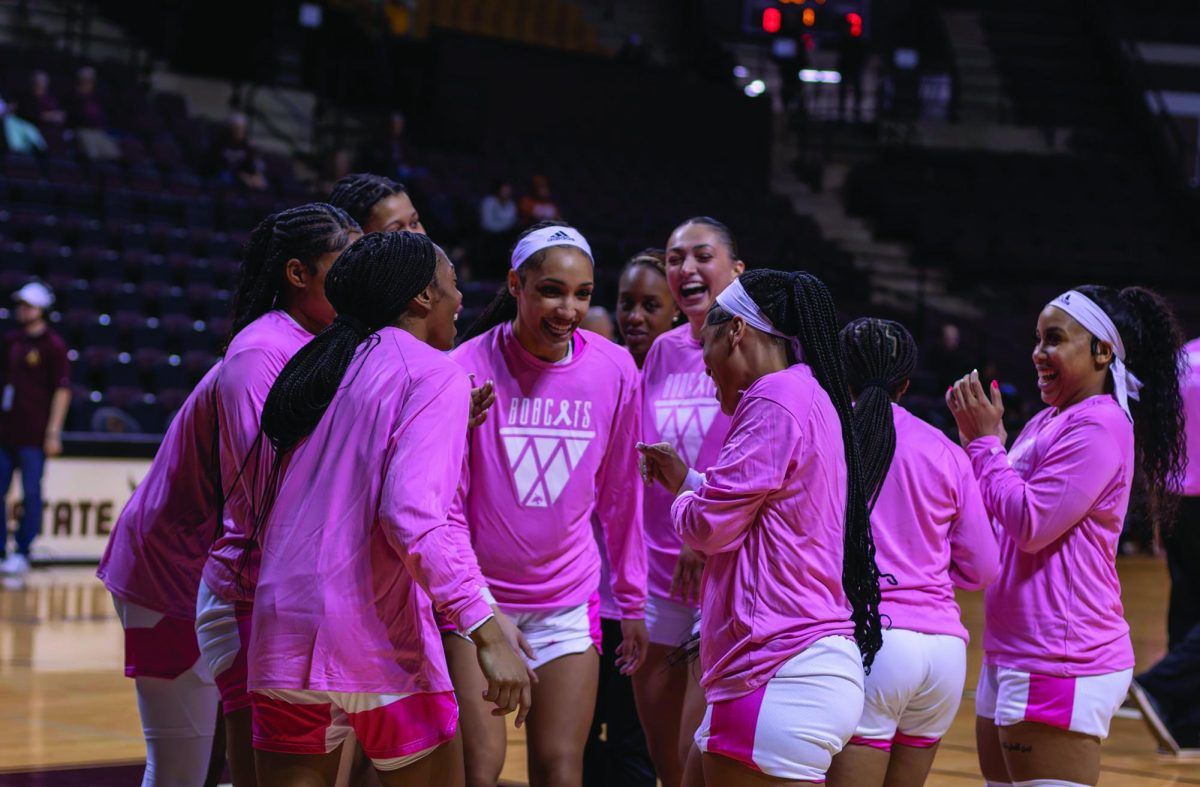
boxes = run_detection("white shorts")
[975,663,1133,740]
[695,636,865,782]
[253,689,457,770]
[194,580,253,714]
[459,597,602,671]
[645,595,701,647]
[850,628,966,750]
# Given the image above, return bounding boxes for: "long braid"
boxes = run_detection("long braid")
[731,269,884,670]
[233,232,440,588]
[839,318,919,508]
[464,219,574,341]
[225,203,360,349]
[328,173,408,229]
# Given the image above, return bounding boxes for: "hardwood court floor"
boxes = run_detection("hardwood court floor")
[0,560,1195,785]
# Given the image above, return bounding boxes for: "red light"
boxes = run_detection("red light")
[847,12,863,36]
[762,7,782,33]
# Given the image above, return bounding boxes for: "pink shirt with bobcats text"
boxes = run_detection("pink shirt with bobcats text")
[202,310,312,604]
[449,323,646,618]
[872,404,998,642]
[249,328,491,693]
[673,364,856,703]
[98,363,222,619]
[968,394,1135,676]
[641,324,732,604]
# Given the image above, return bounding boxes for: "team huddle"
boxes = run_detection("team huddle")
[95,174,1187,787]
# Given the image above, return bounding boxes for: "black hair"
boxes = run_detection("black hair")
[231,232,440,589]
[839,318,919,508]
[1073,285,1185,527]
[706,269,883,670]
[226,203,359,348]
[464,219,592,341]
[671,216,740,261]
[328,173,408,229]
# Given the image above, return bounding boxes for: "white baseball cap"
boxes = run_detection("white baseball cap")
[14,282,54,309]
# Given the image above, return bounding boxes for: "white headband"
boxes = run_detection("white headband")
[715,278,803,362]
[510,226,593,270]
[1049,289,1143,421]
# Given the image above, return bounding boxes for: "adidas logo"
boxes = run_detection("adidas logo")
[546,230,574,243]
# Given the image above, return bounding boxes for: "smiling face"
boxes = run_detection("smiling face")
[510,246,594,361]
[1033,304,1112,409]
[616,264,676,366]
[365,192,425,235]
[699,315,752,415]
[666,222,744,329]
[425,250,463,351]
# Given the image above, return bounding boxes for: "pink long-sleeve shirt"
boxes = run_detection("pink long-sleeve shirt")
[642,324,732,604]
[872,404,998,643]
[249,327,491,694]
[967,394,1135,676]
[1181,338,1200,497]
[97,363,222,619]
[672,364,856,702]
[449,323,646,618]
[203,310,312,604]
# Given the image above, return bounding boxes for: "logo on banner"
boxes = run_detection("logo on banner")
[655,372,720,465]
[502,397,595,507]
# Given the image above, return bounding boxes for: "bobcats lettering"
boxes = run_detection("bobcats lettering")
[507,397,593,430]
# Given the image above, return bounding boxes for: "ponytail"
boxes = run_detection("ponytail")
[1075,284,1185,527]
[839,318,919,508]
[717,269,884,670]
[464,219,575,341]
[226,203,360,350]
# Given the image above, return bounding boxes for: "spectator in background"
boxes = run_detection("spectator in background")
[479,179,518,274]
[0,96,47,155]
[22,70,65,133]
[581,306,616,341]
[927,322,971,387]
[518,174,562,226]
[0,282,71,576]
[69,66,120,162]
[209,112,269,191]
[836,16,868,122]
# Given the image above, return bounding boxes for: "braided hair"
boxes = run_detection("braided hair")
[226,203,359,347]
[1072,285,1185,527]
[464,219,590,340]
[233,232,439,589]
[839,318,919,509]
[622,247,667,278]
[706,269,883,670]
[328,173,408,230]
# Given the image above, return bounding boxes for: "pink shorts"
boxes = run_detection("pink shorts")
[113,595,209,681]
[975,663,1133,740]
[695,636,864,782]
[194,579,254,714]
[252,689,458,769]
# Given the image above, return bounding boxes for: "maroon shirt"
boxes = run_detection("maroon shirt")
[0,328,71,448]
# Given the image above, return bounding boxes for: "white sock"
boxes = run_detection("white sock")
[1012,780,1091,787]
[985,782,1013,787]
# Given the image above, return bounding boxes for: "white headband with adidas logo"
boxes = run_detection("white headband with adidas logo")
[511,225,593,270]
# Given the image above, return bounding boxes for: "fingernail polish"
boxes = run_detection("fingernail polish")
[992,380,999,388]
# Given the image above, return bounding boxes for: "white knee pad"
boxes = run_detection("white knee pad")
[135,669,220,787]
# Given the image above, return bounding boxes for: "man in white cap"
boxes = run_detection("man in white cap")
[0,281,71,574]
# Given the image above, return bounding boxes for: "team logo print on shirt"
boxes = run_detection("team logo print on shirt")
[655,372,719,466]
[501,397,595,507]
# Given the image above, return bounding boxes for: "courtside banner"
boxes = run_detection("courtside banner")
[3,456,150,561]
